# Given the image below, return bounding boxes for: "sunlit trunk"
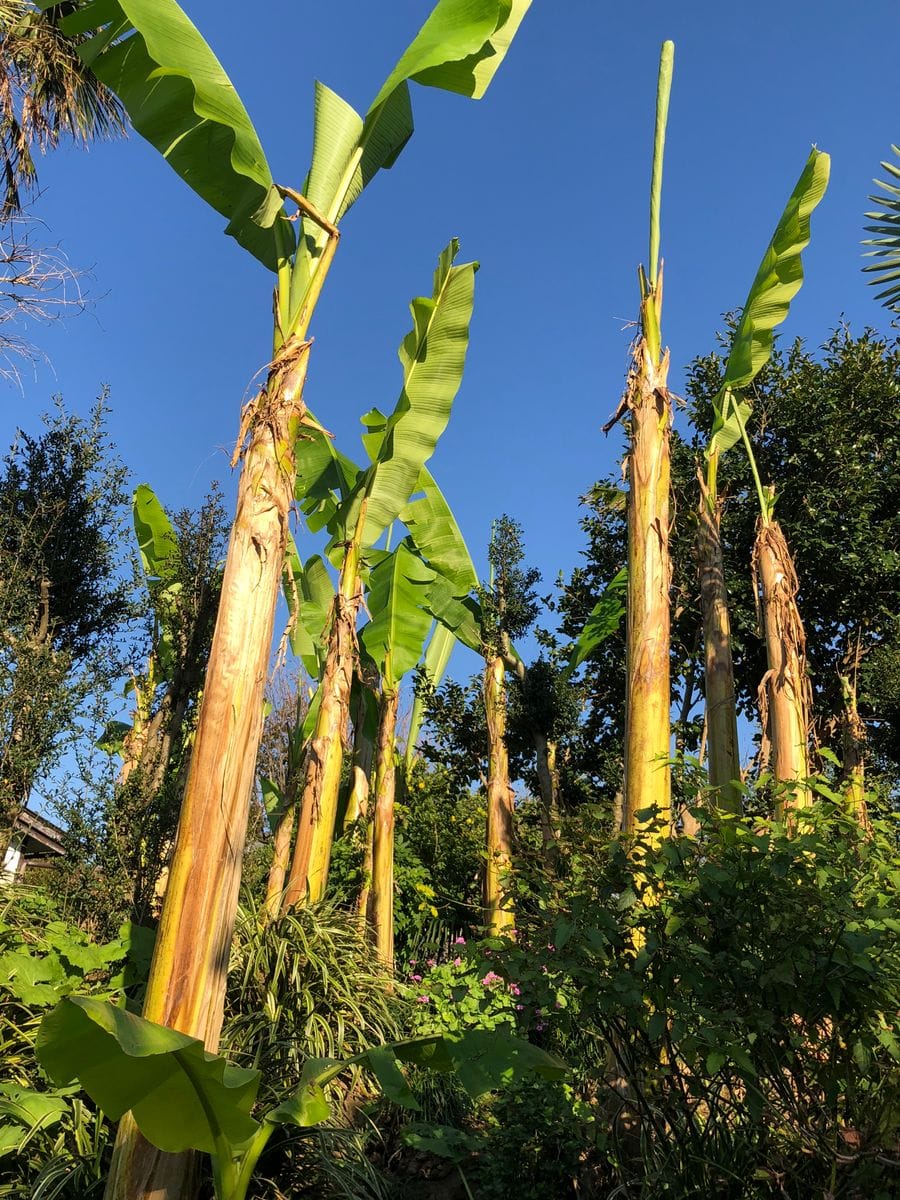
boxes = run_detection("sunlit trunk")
[753,515,811,815]
[283,518,364,908]
[533,730,561,856]
[343,685,375,831]
[622,312,672,844]
[484,653,514,933]
[368,687,399,966]
[697,475,741,814]
[105,336,311,1200]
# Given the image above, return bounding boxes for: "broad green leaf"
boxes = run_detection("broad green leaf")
[399,466,478,594]
[294,420,361,538]
[283,540,335,677]
[360,543,436,686]
[423,575,482,654]
[406,620,457,767]
[45,0,289,270]
[96,718,132,756]
[364,1045,420,1111]
[338,241,477,551]
[37,996,261,1155]
[862,145,900,313]
[260,776,285,828]
[370,0,531,110]
[0,949,68,1007]
[567,567,627,673]
[709,148,830,457]
[395,1029,566,1099]
[133,484,178,583]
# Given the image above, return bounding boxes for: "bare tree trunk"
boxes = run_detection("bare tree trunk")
[753,516,811,816]
[622,326,672,843]
[697,478,741,814]
[484,653,514,933]
[368,687,399,966]
[104,336,311,1200]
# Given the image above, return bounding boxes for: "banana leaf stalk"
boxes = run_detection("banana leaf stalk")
[613,41,675,846]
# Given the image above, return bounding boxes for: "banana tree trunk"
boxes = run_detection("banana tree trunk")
[697,478,742,814]
[753,516,811,815]
[264,795,296,921]
[484,653,514,933]
[105,336,311,1200]
[368,687,399,966]
[343,687,375,831]
[839,671,870,830]
[622,321,672,843]
[283,564,362,908]
[532,729,561,855]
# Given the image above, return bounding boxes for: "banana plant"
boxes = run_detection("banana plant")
[702,148,829,816]
[40,3,532,1192]
[604,42,675,846]
[37,995,564,1200]
[284,241,478,908]
[359,540,438,964]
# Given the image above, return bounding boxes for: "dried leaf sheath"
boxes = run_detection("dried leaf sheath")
[753,518,811,813]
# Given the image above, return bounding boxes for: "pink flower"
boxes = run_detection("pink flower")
[416,995,431,1004]
[509,983,521,996]
[546,944,556,952]
[454,936,466,945]
[515,1003,525,1011]
[427,958,436,967]
[481,971,502,987]
[411,974,422,982]
[452,957,463,967]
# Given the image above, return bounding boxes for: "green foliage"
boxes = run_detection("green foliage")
[482,514,541,651]
[0,397,133,820]
[493,804,900,1198]
[863,144,900,313]
[709,147,830,462]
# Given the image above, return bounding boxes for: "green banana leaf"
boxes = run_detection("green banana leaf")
[294,419,361,538]
[38,994,564,1171]
[862,144,900,313]
[291,0,530,312]
[282,539,334,678]
[42,0,289,271]
[133,483,178,583]
[399,466,479,594]
[405,620,457,769]
[421,574,482,654]
[566,567,627,674]
[37,995,260,1154]
[336,240,477,554]
[709,147,830,460]
[359,542,437,688]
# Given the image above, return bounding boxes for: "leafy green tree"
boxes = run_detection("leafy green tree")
[0,396,132,827]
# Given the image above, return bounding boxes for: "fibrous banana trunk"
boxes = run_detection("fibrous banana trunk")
[283,583,360,908]
[344,686,375,831]
[368,686,399,966]
[753,517,811,815]
[484,653,514,933]
[697,477,741,814]
[105,337,311,1200]
[264,795,297,921]
[840,671,869,830]
[622,323,672,844]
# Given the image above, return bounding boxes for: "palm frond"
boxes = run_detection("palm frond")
[0,0,126,218]
[862,143,900,313]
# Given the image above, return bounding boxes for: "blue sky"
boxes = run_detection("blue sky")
[3,0,898,708]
